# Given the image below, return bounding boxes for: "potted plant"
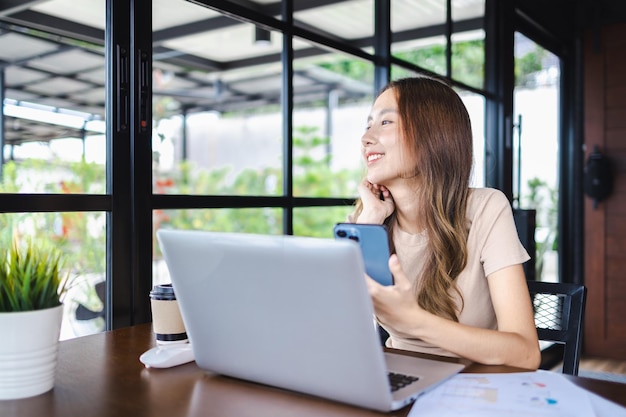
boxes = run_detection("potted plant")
[0,238,69,400]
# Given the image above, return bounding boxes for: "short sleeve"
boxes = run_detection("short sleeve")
[468,188,530,277]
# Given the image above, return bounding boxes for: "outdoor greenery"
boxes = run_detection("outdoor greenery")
[1,125,361,268]
[0,36,555,325]
[524,177,558,279]
[0,238,69,312]
[0,15,560,340]
[515,47,548,87]
[153,125,361,247]
[0,159,106,278]
[321,39,486,89]
[394,40,486,88]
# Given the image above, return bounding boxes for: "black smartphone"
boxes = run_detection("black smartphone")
[333,223,394,286]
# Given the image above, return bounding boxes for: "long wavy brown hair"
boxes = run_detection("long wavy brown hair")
[355,76,473,321]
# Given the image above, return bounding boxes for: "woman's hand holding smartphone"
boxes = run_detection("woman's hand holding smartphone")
[333,223,394,286]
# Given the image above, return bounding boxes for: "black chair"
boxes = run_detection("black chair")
[527,280,587,375]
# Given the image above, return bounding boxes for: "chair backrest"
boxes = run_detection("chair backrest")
[526,280,587,375]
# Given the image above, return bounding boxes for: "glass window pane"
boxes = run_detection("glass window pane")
[293,206,355,238]
[0,158,106,194]
[153,208,283,284]
[292,39,373,198]
[0,212,106,339]
[451,31,485,89]
[1,0,106,194]
[154,207,282,235]
[451,0,485,21]
[457,89,486,187]
[514,32,560,283]
[152,4,284,196]
[390,65,421,81]
[392,36,447,78]
[155,0,278,23]
[451,0,485,88]
[390,65,486,188]
[294,0,374,51]
[392,0,447,34]
[392,0,447,77]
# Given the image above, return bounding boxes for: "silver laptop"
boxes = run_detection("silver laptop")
[156,229,465,412]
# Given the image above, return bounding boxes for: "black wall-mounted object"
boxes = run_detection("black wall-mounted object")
[584,146,613,209]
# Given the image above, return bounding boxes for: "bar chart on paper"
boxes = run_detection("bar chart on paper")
[409,371,596,417]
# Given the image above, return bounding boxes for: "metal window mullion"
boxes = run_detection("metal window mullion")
[282,0,294,235]
[374,0,391,92]
[446,0,452,78]
[130,0,153,325]
[106,0,133,330]
[0,68,4,178]
[484,0,514,199]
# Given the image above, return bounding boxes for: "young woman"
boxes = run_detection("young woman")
[349,76,541,370]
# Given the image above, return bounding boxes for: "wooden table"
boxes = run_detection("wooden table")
[1,324,625,416]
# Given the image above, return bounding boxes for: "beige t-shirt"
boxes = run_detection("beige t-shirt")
[383,187,530,357]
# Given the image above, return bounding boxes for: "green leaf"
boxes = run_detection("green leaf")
[0,238,69,312]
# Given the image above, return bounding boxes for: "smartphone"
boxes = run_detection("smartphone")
[333,223,394,286]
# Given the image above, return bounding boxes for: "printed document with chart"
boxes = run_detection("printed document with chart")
[408,370,625,417]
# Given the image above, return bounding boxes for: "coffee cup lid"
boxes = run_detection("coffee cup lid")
[150,283,176,300]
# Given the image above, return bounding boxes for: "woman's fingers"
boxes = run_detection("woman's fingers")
[388,255,409,289]
[357,180,396,223]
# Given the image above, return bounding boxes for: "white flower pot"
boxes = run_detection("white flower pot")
[0,304,63,400]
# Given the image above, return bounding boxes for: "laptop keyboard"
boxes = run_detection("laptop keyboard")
[388,372,420,392]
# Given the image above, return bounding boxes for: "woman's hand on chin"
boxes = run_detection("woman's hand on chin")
[356,179,395,224]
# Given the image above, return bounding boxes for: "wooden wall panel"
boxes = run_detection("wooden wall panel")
[606,128,626,151]
[584,23,626,360]
[606,234,626,255]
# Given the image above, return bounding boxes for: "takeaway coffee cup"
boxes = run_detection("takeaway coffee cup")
[150,283,188,344]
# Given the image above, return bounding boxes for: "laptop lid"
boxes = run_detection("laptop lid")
[156,229,464,412]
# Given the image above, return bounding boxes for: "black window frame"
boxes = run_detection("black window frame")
[0,0,583,330]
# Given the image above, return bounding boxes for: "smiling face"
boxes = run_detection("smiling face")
[361,88,409,186]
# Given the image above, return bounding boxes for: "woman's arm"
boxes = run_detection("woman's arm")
[369,256,541,369]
